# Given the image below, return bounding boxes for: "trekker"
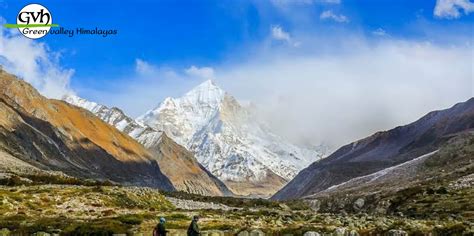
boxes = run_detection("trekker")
[153,217,169,236]
[187,215,201,236]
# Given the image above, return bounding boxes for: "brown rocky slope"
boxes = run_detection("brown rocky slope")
[148,133,233,196]
[273,98,474,200]
[0,69,175,189]
[62,94,233,196]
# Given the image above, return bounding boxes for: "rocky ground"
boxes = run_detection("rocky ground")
[166,197,240,211]
[0,183,473,236]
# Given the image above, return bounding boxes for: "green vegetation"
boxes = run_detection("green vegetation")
[0,173,116,187]
[0,135,471,235]
[0,183,472,235]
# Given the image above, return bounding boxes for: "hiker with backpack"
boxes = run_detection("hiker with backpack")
[153,217,169,236]
[187,215,201,236]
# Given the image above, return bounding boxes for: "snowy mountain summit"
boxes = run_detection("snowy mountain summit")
[137,80,324,196]
[64,81,325,196]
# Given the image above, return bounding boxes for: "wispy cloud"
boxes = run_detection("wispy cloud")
[219,40,473,147]
[0,21,74,99]
[135,58,157,75]
[185,65,215,80]
[320,10,349,23]
[271,25,301,47]
[271,25,291,42]
[75,60,215,117]
[434,0,474,19]
[78,33,473,148]
[372,28,388,36]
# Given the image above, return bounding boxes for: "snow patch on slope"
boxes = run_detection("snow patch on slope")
[322,150,439,193]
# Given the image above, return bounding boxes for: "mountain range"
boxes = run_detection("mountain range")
[65,80,325,196]
[273,97,474,200]
[0,69,230,196]
[1,66,471,204]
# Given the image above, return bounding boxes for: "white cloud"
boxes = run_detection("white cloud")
[77,38,473,149]
[218,40,473,148]
[271,25,301,47]
[320,10,349,23]
[0,25,74,99]
[372,28,388,36]
[271,25,291,43]
[434,0,474,19]
[77,60,212,117]
[135,58,157,75]
[185,65,215,80]
[135,58,179,79]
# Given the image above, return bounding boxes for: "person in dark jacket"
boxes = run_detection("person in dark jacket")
[187,215,201,236]
[153,217,169,236]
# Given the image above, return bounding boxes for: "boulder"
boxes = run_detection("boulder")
[306,199,321,211]
[348,230,359,236]
[250,229,265,236]
[303,232,321,236]
[387,229,408,236]
[237,231,250,236]
[334,227,346,236]
[33,233,51,236]
[353,198,365,210]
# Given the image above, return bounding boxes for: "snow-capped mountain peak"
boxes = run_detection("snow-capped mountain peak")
[136,80,326,196]
[62,94,233,197]
[182,79,225,105]
[64,81,327,196]
[63,94,105,114]
[136,80,227,147]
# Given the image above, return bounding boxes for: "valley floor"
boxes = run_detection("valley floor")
[0,184,473,236]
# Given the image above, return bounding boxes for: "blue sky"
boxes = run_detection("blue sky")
[1,0,472,82]
[0,0,473,146]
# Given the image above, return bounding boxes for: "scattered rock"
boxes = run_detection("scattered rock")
[306,199,320,211]
[33,233,51,236]
[250,229,265,236]
[279,203,291,211]
[353,198,365,210]
[395,212,404,217]
[334,227,346,236]
[387,229,408,236]
[348,230,359,236]
[237,231,249,236]
[375,200,390,215]
[166,197,237,211]
[449,173,474,190]
[303,231,321,236]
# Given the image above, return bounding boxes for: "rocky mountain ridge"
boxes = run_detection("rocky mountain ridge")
[273,97,474,200]
[63,94,232,196]
[0,69,230,196]
[0,69,174,190]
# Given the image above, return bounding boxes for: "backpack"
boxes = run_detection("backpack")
[186,222,193,236]
[153,224,161,236]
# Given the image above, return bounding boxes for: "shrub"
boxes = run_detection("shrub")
[167,213,190,220]
[115,214,144,225]
[63,219,128,235]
